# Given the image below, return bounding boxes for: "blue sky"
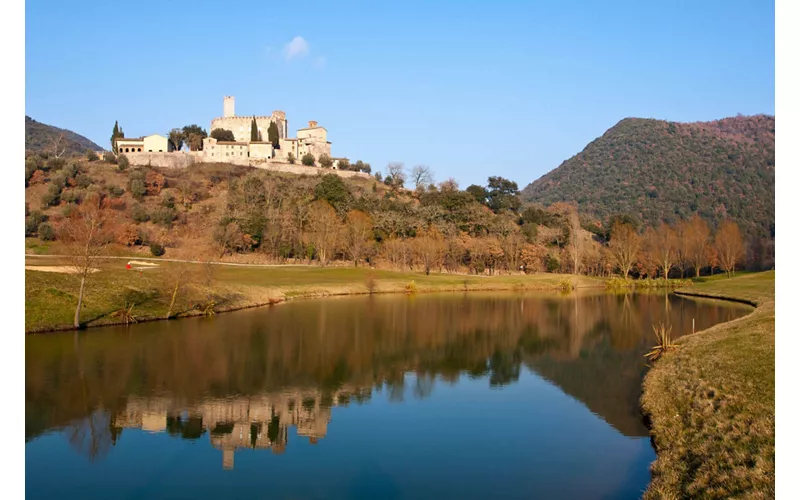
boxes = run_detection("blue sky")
[25,0,774,189]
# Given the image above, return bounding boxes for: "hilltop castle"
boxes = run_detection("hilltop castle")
[113,95,338,170]
[202,95,331,162]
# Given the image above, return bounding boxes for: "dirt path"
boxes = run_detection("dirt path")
[25,254,312,268]
[25,266,99,274]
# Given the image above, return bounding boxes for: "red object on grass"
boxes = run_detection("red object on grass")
[126,264,131,269]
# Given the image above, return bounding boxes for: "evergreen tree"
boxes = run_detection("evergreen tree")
[250,117,259,142]
[268,121,280,148]
[111,121,123,154]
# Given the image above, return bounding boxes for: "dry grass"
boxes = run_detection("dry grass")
[641,271,774,499]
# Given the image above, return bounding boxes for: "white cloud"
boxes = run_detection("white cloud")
[283,36,310,61]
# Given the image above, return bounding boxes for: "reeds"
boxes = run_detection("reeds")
[645,322,678,362]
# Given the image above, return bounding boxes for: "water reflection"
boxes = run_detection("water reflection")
[27,291,749,473]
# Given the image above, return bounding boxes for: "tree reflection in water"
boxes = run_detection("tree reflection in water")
[29,291,750,464]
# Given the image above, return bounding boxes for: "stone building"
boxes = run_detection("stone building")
[116,134,170,154]
[210,96,289,143]
[206,96,331,163]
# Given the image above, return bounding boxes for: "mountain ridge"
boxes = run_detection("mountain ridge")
[521,114,775,238]
[25,116,103,156]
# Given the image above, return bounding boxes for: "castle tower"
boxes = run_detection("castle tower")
[223,96,235,117]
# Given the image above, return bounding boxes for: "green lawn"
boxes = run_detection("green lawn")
[25,258,604,332]
[641,271,775,499]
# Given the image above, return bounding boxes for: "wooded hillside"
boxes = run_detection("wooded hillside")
[521,115,775,239]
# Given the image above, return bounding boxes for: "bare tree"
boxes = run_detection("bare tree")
[58,193,114,328]
[413,227,446,275]
[50,133,67,158]
[684,214,711,277]
[411,165,434,191]
[438,178,459,192]
[386,162,406,190]
[343,210,373,266]
[162,262,193,319]
[306,199,342,266]
[640,227,660,279]
[714,219,745,277]
[652,222,679,279]
[607,221,641,279]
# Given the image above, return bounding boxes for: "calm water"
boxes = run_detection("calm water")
[25,291,750,500]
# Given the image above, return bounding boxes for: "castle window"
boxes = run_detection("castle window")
[137,148,141,152]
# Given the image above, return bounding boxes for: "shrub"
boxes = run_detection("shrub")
[557,278,575,292]
[41,184,62,207]
[60,188,83,204]
[130,179,146,199]
[45,157,65,171]
[108,185,125,198]
[150,206,178,226]
[61,204,78,218]
[145,170,166,195]
[545,254,560,273]
[605,277,634,289]
[37,222,56,241]
[104,152,117,164]
[25,211,46,236]
[319,153,333,168]
[62,163,79,180]
[87,151,99,162]
[29,170,46,186]
[50,171,67,190]
[118,154,129,171]
[336,158,351,171]
[404,280,418,294]
[25,160,38,184]
[150,243,166,257]
[75,173,93,189]
[130,203,150,223]
[161,192,175,208]
[287,152,296,164]
[302,153,315,166]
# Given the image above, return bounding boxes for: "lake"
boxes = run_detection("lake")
[25,290,750,500]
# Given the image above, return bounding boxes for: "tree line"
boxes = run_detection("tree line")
[26,153,766,282]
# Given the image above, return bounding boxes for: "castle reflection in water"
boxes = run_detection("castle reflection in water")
[114,387,364,469]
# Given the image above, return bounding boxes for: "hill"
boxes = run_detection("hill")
[521,115,775,238]
[25,116,103,156]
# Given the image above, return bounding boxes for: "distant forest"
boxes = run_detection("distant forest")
[522,115,775,241]
[25,116,102,157]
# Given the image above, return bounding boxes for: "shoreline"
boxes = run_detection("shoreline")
[25,265,607,334]
[639,271,775,499]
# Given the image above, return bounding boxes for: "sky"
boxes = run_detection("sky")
[25,0,775,189]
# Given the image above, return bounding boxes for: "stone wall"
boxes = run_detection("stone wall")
[124,152,373,180]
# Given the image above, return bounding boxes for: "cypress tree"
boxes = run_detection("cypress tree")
[111,120,119,154]
[250,117,259,142]
[268,121,280,148]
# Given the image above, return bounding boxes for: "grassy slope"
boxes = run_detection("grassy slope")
[641,271,775,499]
[25,257,603,333]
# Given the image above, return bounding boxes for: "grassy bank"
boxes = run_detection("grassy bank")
[641,271,775,499]
[25,257,604,333]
